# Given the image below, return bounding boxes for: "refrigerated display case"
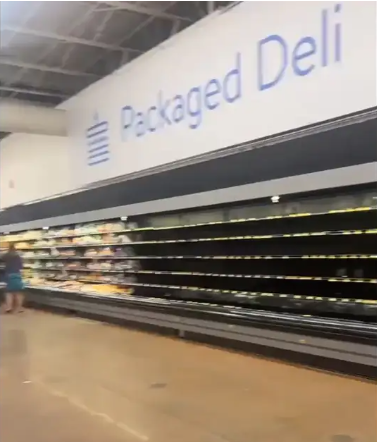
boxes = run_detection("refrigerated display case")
[0,185,376,375]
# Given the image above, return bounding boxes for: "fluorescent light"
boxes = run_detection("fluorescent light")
[271,195,280,203]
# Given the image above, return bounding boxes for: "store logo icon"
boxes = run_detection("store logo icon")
[86,113,110,166]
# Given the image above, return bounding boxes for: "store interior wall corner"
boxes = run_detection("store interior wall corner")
[0,99,67,137]
[0,133,74,209]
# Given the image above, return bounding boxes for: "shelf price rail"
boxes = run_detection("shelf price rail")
[3,205,376,242]
[25,284,377,337]
[21,254,377,261]
[121,270,377,284]
[4,228,377,250]
[25,273,377,320]
[28,278,377,306]
[28,267,377,285]
[25,279,377,324]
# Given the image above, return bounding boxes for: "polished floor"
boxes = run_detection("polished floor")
[0,310,376,442]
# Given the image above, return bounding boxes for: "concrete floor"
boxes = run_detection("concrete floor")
[0,310,376,442]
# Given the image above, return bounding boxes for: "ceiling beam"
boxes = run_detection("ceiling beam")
[97,1,193,22]
[0,86,69,98]
[1,26,142,54]
[0,59,99,77]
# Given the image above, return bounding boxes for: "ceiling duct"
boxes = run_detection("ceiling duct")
[0,99,67,136]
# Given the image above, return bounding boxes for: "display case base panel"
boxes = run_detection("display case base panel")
[26,290,377,376]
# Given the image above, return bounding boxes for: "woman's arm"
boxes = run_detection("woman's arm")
[17,254,23,271]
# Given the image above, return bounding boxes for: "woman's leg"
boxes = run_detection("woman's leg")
[15,292,25,313]
[4,292,14,312]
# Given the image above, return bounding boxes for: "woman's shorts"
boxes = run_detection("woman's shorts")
[6,273,25,292]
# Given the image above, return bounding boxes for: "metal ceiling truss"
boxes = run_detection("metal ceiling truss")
[0,1,43,48]
[1,3,103,96]
[0,1,233,106]
[1,26,142,55]
[97,1,193,22]
[0,2,46,95]
[80,2,178,73]
[0,85,68,99]
[0,59,99,77]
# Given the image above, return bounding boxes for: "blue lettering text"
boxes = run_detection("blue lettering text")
[121,105,134,141]
[119,4,345,142]
[258,3,342,90]
[121,52,242,140]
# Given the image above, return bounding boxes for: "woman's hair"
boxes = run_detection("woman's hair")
[8,243,16,253]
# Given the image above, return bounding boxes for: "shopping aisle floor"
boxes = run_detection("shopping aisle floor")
[0,310,376,442]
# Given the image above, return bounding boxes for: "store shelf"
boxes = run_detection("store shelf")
[25,284,377,333]
[132,229,377,243]
[22,273,377,324]
[118,270,375,283]
[5,228,377,249]
[27,266,377,283]
[26,267,126,273]
[27,276,377,300]
[16,254,377,261]
[122,206,376,231]
[22,255,132,260]
[19,254,377,262]
[121,281,375,301]
[1,198,375,327]
[4,206,375,242]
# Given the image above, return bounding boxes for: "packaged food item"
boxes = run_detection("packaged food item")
[101,261,113,270]
[45,261,56,269]
[67,261,82,269]
[33,239,56,248]
[118,234,132,244]
[109,221,125,232]
[48,227,74,237]
[23,251,36,258]
[16,241,31,249]
[58,249,76,257]
[98,247,114,256]
[114,246,135,256]
[59,237,73,246]
[33,250,50,258]
[85,248,98,257]
[102,234,117,244]
[50,248,60,257]
[22,230,43,241]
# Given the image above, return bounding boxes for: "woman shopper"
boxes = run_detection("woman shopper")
[2,243,25,313]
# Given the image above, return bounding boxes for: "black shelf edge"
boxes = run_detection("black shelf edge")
[3,205,375,238]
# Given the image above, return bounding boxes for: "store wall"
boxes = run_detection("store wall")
[0,133,73,209]
[0,1,375,209]
[67,0,376,186]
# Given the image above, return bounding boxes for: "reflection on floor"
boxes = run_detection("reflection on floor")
[0,310,376,442]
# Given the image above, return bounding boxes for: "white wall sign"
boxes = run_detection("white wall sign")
[68,1,376,186]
